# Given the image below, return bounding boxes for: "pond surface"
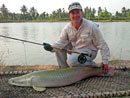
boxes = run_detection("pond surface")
[0,22,130,66]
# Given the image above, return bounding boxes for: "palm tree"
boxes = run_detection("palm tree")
[121,7,127,17]
[0,4,9,17]
[20,5,27,15]
[98,7,102,17]
[29,7,38,20]
[92,8,96,18]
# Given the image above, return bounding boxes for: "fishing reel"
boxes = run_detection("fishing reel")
[78,53,92,64]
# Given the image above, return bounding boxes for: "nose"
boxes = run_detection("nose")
[73,13,79,17]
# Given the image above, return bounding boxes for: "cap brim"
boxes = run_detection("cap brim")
[69,7,82,13]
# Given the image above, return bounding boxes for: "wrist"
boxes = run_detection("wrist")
[102,60,109,65]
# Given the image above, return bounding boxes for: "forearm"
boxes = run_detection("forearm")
[100,45,110,64]
[92,25,110,64]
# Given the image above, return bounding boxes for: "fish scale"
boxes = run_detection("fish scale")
[8,66,102,91]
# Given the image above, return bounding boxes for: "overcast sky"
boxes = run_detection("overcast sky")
[0,0,130,14]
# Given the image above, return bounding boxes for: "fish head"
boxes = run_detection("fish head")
[8,75,33,87]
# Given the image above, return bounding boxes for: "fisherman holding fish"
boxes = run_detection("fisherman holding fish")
[8,2,114,91]
[43,2,110,74]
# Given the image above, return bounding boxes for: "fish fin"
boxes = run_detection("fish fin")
[33,85,46,92]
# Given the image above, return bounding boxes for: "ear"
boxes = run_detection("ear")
[68,13,71,17]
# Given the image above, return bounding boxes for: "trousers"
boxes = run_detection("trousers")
[55,43,97,68]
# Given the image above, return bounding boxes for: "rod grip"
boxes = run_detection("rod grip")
[52,46,91,57]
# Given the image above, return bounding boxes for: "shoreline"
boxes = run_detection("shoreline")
[0,20,130,23]
[0,60,130,72]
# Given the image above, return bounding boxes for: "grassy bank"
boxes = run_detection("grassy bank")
[0,19,130,23]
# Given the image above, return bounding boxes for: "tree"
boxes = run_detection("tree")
[98,7,102,16]
[83,7,96,19]
[99,8,112,18]
[20,5,28,20]
[127,11,130,18]
[84,7,91,19]
[8,13,17,20]
[61,8,69,19]
[50,11,56,20]
[57,8,62,18]
[121,7,127,17]
[39,12,49,20]
[20,5,28,15]
[0,4,9,19]
[91,8,96,18]
[29,7,38,20]
[115,11,121,17]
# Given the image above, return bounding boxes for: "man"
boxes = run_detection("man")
[43,2,110,74]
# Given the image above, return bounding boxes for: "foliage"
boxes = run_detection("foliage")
[0,4,130,22]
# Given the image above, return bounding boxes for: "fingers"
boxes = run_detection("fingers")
[104,66,108,73]
[102,64,108,74]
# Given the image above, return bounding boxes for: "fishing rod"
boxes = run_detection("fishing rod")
[0,34,91,64]
[0,34,43,46]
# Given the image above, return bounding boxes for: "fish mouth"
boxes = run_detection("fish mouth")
[8,78,29,86]
[8,78,16,85]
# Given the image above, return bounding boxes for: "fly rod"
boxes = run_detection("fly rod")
[0,34,91,57]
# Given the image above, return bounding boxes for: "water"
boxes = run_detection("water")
[0,22,130,66]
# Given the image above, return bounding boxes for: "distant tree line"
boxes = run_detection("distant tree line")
[0,4,130,22]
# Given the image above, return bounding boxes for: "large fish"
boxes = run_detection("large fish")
[8,67,103,92]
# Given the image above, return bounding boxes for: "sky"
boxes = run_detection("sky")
[0,0,130,14]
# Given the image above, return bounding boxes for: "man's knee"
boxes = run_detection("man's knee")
[67,54,80,67]
[67,53,97,67]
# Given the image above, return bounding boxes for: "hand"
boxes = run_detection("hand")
[101,63,108,74]
[43,43,53,51]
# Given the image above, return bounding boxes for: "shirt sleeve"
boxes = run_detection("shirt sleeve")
[52,28,69,49]
[92,24,110,64]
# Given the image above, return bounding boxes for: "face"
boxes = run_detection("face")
[69,9,83,24]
